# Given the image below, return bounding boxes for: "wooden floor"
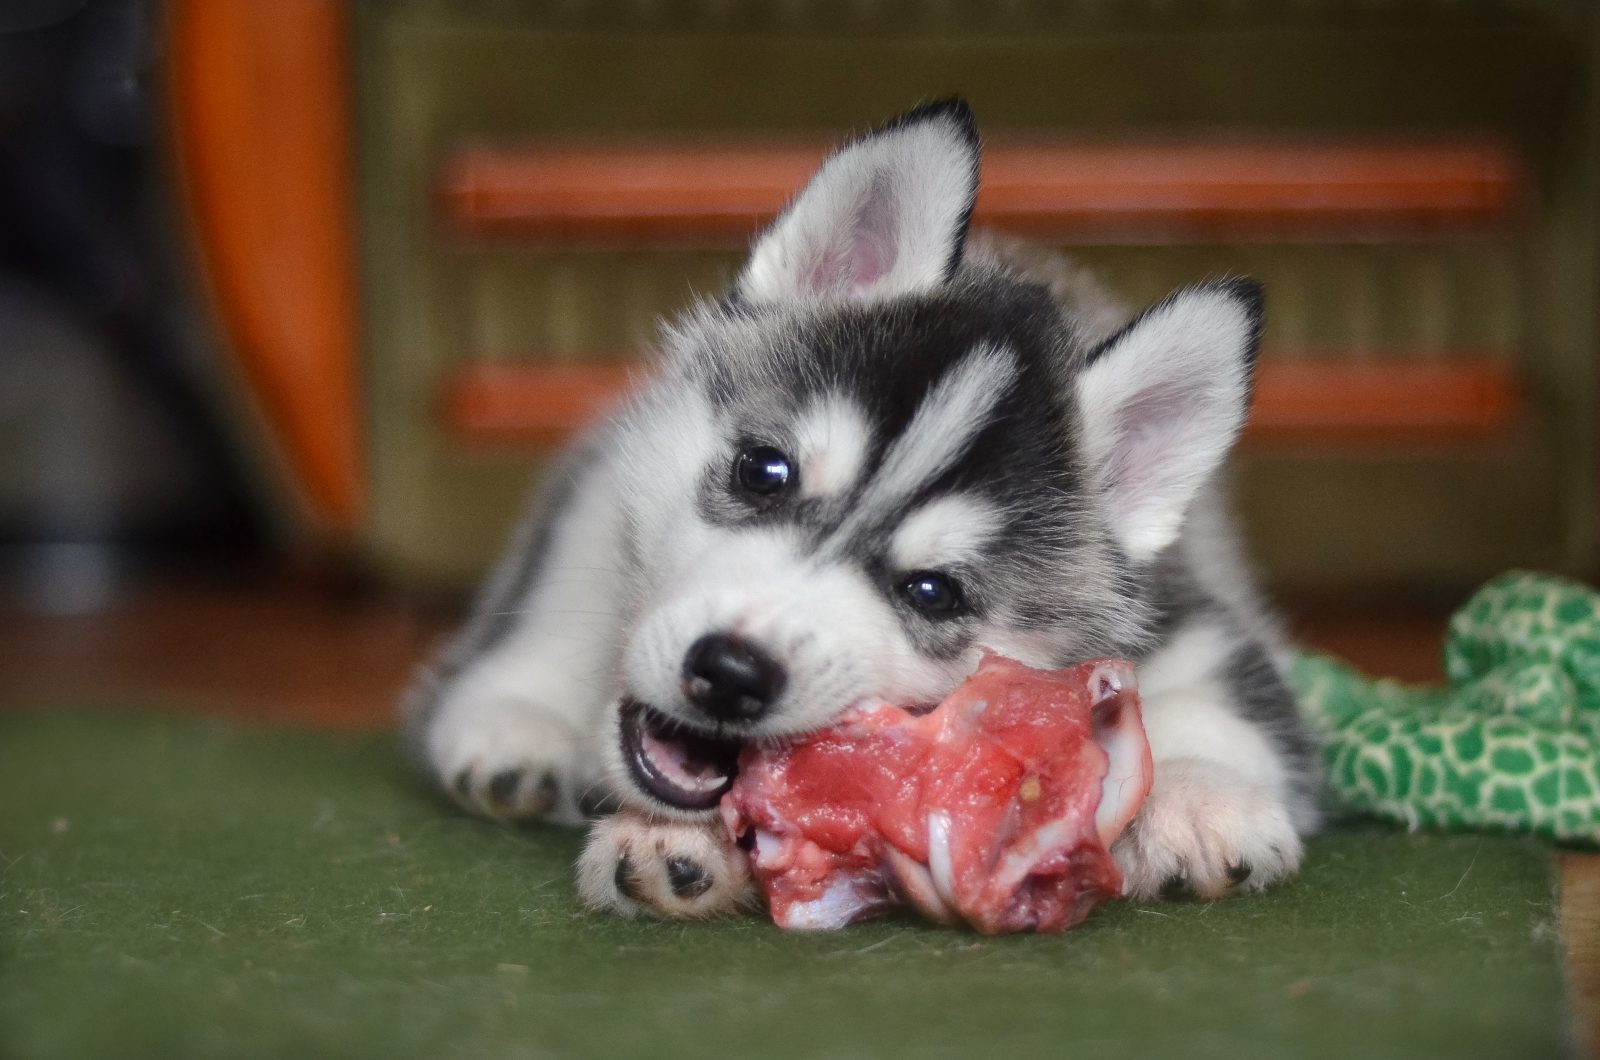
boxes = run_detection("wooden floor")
[0,575,442,729]
[0,575,1463,726]
[2,574,1595,1053]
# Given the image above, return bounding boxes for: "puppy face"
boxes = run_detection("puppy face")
[623,288,1134,714]
[599,104,1261,817]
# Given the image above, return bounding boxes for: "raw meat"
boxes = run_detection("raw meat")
[720,653,1153,934]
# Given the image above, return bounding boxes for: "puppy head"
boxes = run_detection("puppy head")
[603,101,1262,816]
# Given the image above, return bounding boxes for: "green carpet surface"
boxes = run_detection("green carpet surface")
[0,711,1575,1060]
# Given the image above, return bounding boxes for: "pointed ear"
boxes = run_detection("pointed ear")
[735,99,979,305]
[1075,279,1263,563]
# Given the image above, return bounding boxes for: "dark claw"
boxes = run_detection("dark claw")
[526,772,560,815]
[578,786,620,819]
[1226,860,1253,885]
[1159,873,1191,900]
[614,855,646,902]
[666,855,713,900]
[453,768,474,799]
[488,768,523,807]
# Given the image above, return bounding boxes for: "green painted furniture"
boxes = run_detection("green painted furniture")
[351,1,1599,592]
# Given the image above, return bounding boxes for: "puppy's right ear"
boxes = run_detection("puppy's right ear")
[735,100,979,306]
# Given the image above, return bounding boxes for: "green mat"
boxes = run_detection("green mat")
[0,712,1576,1060]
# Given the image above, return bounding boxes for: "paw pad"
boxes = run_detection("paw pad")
[1159,866,1192,900]
[665,855,713,899]
[488,769,523,807]
[613,855,646,903]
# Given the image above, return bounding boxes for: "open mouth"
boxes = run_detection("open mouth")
[619,699,745,811]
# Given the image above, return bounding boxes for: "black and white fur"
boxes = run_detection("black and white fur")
[404,101,1320,918]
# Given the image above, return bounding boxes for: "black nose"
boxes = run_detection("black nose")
[682,633,786,723]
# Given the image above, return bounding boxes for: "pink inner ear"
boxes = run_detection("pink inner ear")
[1101,381,1190,484]
[1097,378,1197,529]
[846,176,900,293]
[799,172,901,298]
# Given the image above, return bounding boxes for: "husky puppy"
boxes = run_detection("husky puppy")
[405,100,1320,919]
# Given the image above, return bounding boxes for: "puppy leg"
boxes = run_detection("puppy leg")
[1116,623,1316,900]
[577,811,755,919]
[1114,756,1302,900]
[421,669,608,826]
[405,441,628,826]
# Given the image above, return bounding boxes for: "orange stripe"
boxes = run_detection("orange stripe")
[442,358,1520,450]
[439,141,1525,245]
[1245,359,1519,447]
[442,363,637,448]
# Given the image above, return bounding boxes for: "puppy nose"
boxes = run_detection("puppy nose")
[682,633,786,723]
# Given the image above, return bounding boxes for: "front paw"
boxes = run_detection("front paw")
[576,810,754,919]
[1113,757,1303,900]
[427,698,595,825]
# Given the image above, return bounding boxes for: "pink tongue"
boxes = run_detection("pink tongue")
[642,729,724,791]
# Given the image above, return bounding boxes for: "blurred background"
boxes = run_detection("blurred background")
[2,3,1598,1054]
[2,0,1597,728]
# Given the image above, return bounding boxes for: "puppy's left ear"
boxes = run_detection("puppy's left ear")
[1075,280,1262,563]
[735,99,979,305]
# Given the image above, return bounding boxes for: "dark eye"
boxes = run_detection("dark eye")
[734,445,794,499]
[901,571,963,615]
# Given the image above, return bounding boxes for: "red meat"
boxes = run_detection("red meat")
[720,653,1153,934]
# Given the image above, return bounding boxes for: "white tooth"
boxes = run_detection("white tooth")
[926,811,956,910]
[885,845,955,924]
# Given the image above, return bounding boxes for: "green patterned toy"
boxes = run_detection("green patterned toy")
[1289,571,1600,847]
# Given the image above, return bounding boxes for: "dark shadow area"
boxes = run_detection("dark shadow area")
[0,0,267,614]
